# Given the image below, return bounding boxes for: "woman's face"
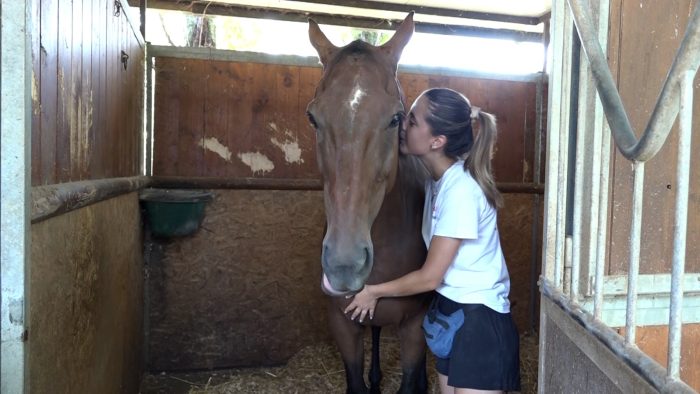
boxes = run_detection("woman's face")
[400,94,434,156]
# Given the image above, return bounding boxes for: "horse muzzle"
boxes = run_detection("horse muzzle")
[320,242,373,296]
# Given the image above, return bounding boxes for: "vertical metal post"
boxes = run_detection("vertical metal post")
[594,120,612,319]
[585,0,609,302]
[554,7,575,289]
[539,2,564,391]
[1,0,31,392]
[529,70,544,331]
[570,76,585,301]
[667,70,693,379]
[625,161,644,344]
[542,0,564,284]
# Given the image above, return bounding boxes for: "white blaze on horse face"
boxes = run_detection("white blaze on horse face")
[347,82,365,115]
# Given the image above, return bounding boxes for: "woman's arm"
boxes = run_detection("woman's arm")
[344,235,462,322]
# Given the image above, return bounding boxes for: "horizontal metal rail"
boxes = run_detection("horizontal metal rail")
[568,0,700,162]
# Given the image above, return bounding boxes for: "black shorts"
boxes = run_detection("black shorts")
[433,294,521,391]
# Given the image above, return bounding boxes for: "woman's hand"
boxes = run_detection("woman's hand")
[344,285,378,323]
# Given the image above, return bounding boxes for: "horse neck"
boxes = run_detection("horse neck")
[375,154,428,233]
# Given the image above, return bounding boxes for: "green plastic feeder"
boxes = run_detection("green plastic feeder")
[139,188,213,238]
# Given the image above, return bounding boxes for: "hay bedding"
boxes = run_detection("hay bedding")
[140,333,538,394]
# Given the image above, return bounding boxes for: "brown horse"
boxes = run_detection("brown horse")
[306,13,431,394]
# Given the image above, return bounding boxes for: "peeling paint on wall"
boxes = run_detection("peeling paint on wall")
[237,152,274,174]
[270,138,304,164]
[199,137,232,162]
[32,72,40,116]
[267,122,305,164]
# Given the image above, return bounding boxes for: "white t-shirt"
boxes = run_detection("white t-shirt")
[422,160,511,313]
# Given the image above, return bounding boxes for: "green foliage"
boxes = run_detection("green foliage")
[351,29,391,45]
[186,15,216,47]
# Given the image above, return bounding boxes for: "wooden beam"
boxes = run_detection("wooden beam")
[283,0,543,25]
[151,176,543,194]
[131,0,542,42]
[31,176,152,223]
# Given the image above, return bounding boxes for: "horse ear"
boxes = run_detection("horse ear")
[380,12,415,66]
[308,19,338,65]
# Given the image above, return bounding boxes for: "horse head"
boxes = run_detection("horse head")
[306,14,415,296]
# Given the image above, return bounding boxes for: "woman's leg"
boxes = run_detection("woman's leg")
[441,374,502,394]
[438,373,454,394]
[454,389,502,394]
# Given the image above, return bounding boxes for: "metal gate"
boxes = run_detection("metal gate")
[539,0,699,392]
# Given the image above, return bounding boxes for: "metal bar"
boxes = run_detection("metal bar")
[529,69,546,330]
[1,0,30,391]
[594,120,612,319]
[584,0,609,303]
[667,70,694,379]
[542,0,565,285]
[571,53,587,301]
[541,279,697,393]
[31,176,152,223]
[140,0,543,42]
[625,161,644,345]
[567,0,700,162]
[564,235,573,295]
[553,7,575,289]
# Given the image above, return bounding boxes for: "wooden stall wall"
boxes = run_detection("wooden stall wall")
[30,193,143,393]
[28,1,145,392]
[149,55,543,370]
[31,0,144,185]
[605,0,700,389]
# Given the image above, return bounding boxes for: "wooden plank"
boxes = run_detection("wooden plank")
[71,0,83,179]
[105,1,117,178]
[81,0,92,180]
[31,0,42,185]
[116,10,126,176]
[153,58,538,185]
[90,0,103,178]
[91,0,105,179]
[607,0,694,275]
[39,0,59,185]
[176,59,205,176]
[55,0,72,182]
[227,61,255,177]
[203,60,231,177]
[152,57,180,176]
[296,66,321,175]
[129,32,144,176]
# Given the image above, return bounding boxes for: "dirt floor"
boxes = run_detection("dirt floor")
[140,332,538,394]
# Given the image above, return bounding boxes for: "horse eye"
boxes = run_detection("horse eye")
[388,112,403,129]
[306,111,318,129]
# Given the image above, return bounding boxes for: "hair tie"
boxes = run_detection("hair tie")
[470,106,481,120]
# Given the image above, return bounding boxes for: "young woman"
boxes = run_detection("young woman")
[344,88,520,394]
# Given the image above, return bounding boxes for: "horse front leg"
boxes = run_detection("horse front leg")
[369,325,382,394]
[396,309,428,394]
[329,302,368,394]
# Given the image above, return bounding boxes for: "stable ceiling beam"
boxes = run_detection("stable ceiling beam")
[134,0,543,42]
[284,0,543,25]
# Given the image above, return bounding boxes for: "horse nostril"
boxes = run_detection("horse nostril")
[363,246,373,267]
